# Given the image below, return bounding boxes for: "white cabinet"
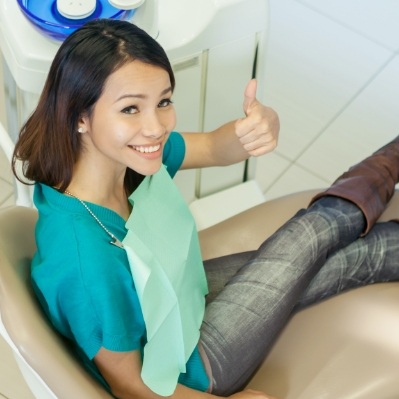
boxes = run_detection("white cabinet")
[171,53,204,204]
[171,33,263,203]
[200,34,258,198]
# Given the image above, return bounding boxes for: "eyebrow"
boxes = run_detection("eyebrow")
[115,86,173,102]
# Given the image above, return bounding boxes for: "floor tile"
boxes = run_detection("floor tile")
[264,163,328,201]
[297,0,399,51]
[254,151,291,193]
[0,150,12,182]
[263,0,392,161]
[0,145,14,209]
[0,192,15,209]
[297,55,399,183]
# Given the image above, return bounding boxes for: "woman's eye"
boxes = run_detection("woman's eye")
[122,106,138,114]
[158,99,173,108]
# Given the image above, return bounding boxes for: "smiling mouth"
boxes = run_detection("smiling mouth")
[130,144,161,153]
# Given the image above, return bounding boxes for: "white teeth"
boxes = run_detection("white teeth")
[132,144,160,153]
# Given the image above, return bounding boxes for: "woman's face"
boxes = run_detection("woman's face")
[79,60,176,177]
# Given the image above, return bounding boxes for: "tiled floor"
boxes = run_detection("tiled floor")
[1,0,399,396]
[0,157,14,209]
[0,56,14,209]
[254,0,399,200]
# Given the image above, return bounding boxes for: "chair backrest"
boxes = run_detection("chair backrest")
[0,206,113,398]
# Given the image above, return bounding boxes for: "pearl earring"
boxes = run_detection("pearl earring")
[78,127,84,133]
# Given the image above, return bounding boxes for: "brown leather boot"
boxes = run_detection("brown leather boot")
[310,135,399,235]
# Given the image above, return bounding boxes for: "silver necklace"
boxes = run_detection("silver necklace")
[64,190,124,249]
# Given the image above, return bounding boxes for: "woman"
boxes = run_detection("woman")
[13,19,399,399]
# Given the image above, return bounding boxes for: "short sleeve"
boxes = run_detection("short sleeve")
[162,131,186,177]
[32,214,146,360]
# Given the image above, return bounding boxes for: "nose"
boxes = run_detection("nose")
[141,112,166,140]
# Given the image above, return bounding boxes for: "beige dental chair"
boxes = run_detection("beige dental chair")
[1,190,399,398]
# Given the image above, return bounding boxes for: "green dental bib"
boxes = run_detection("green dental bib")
[123,165,208,396]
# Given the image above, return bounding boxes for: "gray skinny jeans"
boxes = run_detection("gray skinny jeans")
[199,197,399,396]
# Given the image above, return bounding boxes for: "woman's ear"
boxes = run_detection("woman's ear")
[77,115,90,134]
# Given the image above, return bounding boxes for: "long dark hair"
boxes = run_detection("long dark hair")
[12,19,175,193]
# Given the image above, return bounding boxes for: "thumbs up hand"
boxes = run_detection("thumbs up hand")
[235,79,279,157]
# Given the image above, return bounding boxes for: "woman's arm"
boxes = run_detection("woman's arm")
[94,348,278,399]
[179,80,279,170]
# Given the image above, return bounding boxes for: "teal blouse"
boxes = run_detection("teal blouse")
[31,132,210,393]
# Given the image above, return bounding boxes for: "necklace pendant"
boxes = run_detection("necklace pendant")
[110,236,124,249]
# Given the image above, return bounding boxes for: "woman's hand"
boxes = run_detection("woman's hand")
[94,347,280,399]
[235,79,279,157]
[181,79,280,169]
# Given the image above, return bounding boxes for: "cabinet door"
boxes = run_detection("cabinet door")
[171,53,204,203]
[169,34,259,203]
[199,34,257,197]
